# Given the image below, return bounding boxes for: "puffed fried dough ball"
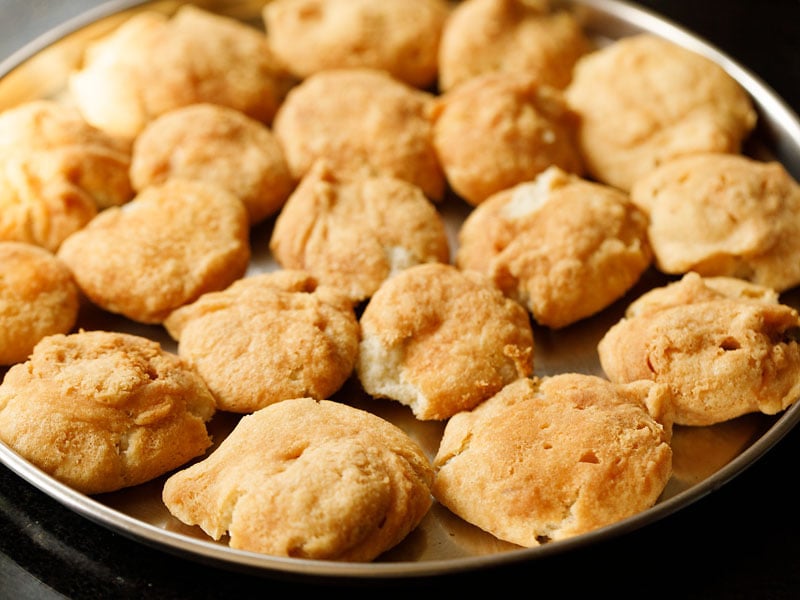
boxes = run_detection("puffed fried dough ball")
[598,294,800,426]
[457,167,652,328]
[630,153,800,292]
[565,34,757,191]
[57,179,250,324]
[69,6,289,139]
[438,0,592,92]
[264,0,450,89]
[0,100,134,251]
[163,270,360,414]
[272,68,445,201]
[357,262,535,420]
[0,242,79,366]
[162,397,434,561]
[431,72,583,206]
[432,375,672,547]
[130,103,294,224]
[0,330,216,495]
[269,162,450,303]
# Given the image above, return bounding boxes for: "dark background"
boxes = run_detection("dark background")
[2,1,800,597]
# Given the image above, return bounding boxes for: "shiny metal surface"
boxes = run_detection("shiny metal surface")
[1,0,800,579]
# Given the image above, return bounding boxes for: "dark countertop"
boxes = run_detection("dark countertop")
[2,1,800,597]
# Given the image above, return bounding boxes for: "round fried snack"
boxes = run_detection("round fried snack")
[630,153,800,292]
[163,270,360,414]
[130,103,294,224]
[0,330,216,495]
[565,34,757,191]
[438,0,592,92]
[0,242,79,365]
[431,72,583,206]
[432,375,673,547]
[57,179,250,324]
[270,162,450,303]
[457,167,651,328]
[598,291,800,426]
[357,262,535,420]
[162,397,434,562]
[0,100,134,251]
[263,0,450,89]
[272,68,445,201]
[69,6,289,139]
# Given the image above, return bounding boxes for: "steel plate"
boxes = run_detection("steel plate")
[1,0,800,580]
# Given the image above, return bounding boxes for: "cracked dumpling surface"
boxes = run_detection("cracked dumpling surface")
[598,275,800,426]
[163,270,360,414]
[270,162,450,303]
[0,330,216,495]
[356,262,534,420]
[565,34,757,191]
[432,374,672,547]
[457,167,652,328]
[0,99,134,251]
[161,397,434,562]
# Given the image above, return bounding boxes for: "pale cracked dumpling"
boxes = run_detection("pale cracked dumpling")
[630,153,800,292]
[0,330,216,495]
[269,161,451,304]
[598,273,800,426]
[356,262,535,420]
[68,5,290,139]
[457,166,652,329]
[432,374,673,547]
[162,397,434,562]
[0,100,134,251]
[163,270,360,414]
